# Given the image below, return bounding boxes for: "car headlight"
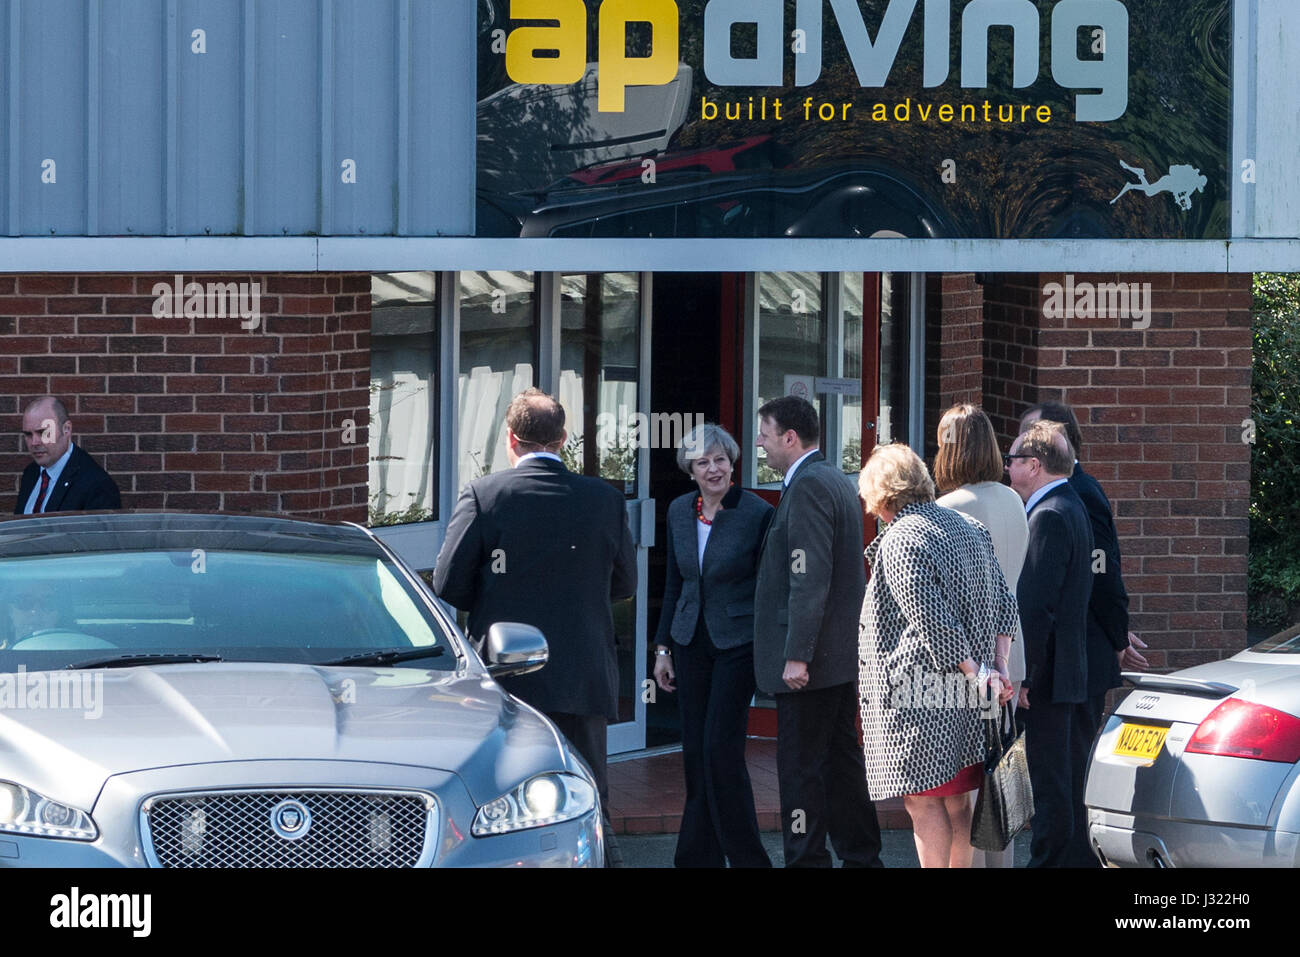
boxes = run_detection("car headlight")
[471,773,596,836]
[0,781,98,841]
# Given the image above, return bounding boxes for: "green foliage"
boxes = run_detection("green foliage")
[842,438,863,474]
[560,433,584,474]
[368,492,434,528]
[561,432,637,485]
[1249,273,1300,626]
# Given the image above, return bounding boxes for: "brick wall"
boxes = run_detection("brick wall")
[973,271,1253,666]
[979,274,1043,442]
[923,273,983,460]
[0,273,371,522]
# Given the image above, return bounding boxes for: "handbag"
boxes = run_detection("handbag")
[970,703,1034,852]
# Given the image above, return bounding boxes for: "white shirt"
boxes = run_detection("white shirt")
[1024,477,1069,514]
[783,448,820,487]
[696,515,711,570]
[514,451,562,467]
[24,442,75,514]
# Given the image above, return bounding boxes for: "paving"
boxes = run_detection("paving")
[607,734,1035,865]
[619,828,1033,868]
[607,736,911,835]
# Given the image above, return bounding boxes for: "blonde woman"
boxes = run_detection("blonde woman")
[858,443,1018,868]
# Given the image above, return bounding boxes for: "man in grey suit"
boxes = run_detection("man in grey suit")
[753,396,882,867]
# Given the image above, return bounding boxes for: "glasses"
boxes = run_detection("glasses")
[1002,453,1035,468]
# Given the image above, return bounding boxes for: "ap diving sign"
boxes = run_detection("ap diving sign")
[477,0,1230,240]
[504,0,1129,120]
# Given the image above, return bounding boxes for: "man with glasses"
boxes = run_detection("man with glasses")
[1020,403,1149,735]
[1005,422,1096,868]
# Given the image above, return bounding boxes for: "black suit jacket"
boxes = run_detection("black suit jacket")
[432,457,637,720]
[1069,463,1131,696]
[654,486,773,650]
[753,454,866,695]
[1017,482,1094,704]
[14,444,122,515]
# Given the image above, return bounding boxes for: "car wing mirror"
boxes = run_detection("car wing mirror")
[484,622,548,679]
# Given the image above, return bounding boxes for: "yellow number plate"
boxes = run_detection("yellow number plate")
[1114,723,1170,761]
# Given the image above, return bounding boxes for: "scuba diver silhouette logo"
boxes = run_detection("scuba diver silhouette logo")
[1111,160,1207,211]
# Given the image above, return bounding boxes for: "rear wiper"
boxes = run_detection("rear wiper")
[66,653,225,670]
[317,647,447,667]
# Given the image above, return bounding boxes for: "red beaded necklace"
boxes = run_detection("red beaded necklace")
[695,494,721,525]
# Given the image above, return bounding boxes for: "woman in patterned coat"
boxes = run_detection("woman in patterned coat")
[857,443,1019,868]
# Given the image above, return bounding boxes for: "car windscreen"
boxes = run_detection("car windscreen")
[0,550,457,671]
[1253,622,1300,654]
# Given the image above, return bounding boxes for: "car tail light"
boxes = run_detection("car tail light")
[1185,698,1300,762]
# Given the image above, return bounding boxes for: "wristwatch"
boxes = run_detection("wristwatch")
[655,647,672,656]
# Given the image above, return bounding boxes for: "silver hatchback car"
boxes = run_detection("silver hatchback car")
[1086,622,1300,867]
[0,512,604,867]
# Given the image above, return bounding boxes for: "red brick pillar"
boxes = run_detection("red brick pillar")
[924,272,984,459]
[981,271,1252,665]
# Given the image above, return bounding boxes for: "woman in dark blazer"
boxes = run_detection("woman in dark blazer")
[653,423,773,867]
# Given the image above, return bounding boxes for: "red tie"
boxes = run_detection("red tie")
[33,469,50,513]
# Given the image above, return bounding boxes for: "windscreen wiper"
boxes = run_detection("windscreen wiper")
[316,647,447,667]
[66,653,224,670]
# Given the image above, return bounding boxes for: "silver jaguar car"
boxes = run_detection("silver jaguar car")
[0,511,603,867]
[1086,622,1300,867]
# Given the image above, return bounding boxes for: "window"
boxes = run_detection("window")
[745,272,922,486]
[841,272,865,477]
[755,271,826,485]
[369,273,438,526]
[558,273,641,496]
[458,271,537,486]
[878,274,913,447]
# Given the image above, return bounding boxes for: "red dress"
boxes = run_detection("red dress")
[911,762,983,797]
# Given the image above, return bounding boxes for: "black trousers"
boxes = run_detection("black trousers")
[672,631,771,868]
[775,682,883,868]
[547,711,622,867]
[1025,697,1096,868]
[547,711,608,805]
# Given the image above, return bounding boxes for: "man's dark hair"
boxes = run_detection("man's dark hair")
[506,388,566,450]
[757,396,820,446]
[1022,399,1083,458]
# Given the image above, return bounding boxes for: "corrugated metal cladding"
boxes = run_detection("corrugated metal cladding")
[0,0,474,237]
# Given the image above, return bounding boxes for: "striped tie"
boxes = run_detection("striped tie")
[33,469,50,513]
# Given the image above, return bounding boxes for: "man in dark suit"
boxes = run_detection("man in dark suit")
[753,396,882,868]
[15,396,121,515]
[1021,402,1148,736]
[1007,421,1096,867]
[433,388,637,834]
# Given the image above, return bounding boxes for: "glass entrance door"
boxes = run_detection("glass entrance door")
[552,272,651,754]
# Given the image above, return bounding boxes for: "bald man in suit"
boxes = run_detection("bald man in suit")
[15,396,120,515]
